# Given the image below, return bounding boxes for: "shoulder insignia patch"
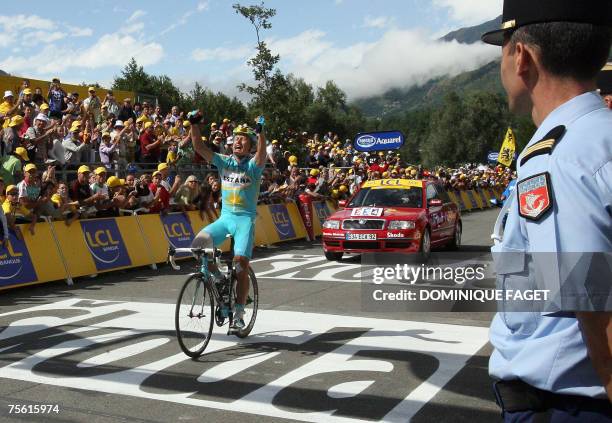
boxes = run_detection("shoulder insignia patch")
[517,172,553,221]
[520,125,566,166]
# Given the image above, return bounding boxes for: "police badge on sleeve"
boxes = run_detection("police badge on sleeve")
[517,172,553,221]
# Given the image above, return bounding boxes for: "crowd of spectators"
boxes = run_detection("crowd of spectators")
[0,77,515,241]
[261,134,516,203]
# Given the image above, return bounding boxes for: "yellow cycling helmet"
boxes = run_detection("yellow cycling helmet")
[233,125,257,142]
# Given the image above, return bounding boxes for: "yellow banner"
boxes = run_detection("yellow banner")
[363,179,423,189]
[498,127,516,167]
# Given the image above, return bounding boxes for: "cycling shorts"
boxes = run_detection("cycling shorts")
[200,213,256,259]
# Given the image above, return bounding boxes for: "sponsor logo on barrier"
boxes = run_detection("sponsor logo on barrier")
[269,204,296,240]
[313,202,330,225]
[162,214,195,257]
[354,130,404,152]
[81,219,131,271]
[0,233,37,287]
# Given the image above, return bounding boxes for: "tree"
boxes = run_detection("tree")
[112,58,153,94]
[232,2,278,98]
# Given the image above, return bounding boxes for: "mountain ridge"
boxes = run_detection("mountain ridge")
[352,16,503,117]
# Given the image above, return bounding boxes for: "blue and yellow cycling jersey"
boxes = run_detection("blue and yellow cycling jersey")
[212,153,264,217]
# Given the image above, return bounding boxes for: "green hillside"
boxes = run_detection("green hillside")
[353,60,503,118]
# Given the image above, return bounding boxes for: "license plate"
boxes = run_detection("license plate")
[346,233,377,240]
[351,207,383,217]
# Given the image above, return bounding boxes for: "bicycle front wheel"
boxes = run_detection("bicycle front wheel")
[175,275,214,357]
[232,267,259,339]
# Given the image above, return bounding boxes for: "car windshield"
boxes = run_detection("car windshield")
[348,187,423,208]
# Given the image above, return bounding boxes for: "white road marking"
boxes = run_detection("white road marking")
[0,298,488,423]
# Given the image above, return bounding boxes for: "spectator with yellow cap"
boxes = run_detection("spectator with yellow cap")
[69,165,101,215]
[90,166,110,205]
[62,121,88,170]
[220,118,233,138]
[2,115,25,156]
[148,170,170,214]
[105,176,129,215]
[139,121,161,163]
[51,181,79,226]
[2,184,31,240]
[17,88,36,115]
[157,161,181,205]
[0,146,29,185]
[16,163,42,235]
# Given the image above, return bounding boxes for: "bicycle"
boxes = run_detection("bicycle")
[168,236,259,358]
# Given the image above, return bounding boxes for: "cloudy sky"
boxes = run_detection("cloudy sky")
[0,0,502,100]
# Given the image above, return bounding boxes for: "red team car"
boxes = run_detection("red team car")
[322,179,461,261]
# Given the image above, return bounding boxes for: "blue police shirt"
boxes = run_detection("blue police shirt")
[489,92,612,398]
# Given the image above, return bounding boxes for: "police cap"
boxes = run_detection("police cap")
[482,0,612,46]
[597,63,612,95]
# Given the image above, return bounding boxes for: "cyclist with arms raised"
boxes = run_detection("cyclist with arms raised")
[187,111,266,334]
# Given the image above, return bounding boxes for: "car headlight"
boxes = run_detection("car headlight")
[388,220,415,230]
[323,220,340,229]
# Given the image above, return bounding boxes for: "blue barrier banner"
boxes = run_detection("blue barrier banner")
[162,213,195,257]
[269,204,296,240]
[313,201,331,225]
[0,233,37,287]
[354,130,404,152]
[80,219,132,271]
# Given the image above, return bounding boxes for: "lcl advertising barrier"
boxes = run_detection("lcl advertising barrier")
[0,201,310,291]
[0,191,499,291]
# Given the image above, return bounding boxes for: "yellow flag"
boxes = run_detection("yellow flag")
[498,127,516,167]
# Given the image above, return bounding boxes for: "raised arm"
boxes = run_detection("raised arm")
[254,116,267,168]
[187,111,214,162]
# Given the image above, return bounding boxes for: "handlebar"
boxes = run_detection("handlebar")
[167,246,220,271]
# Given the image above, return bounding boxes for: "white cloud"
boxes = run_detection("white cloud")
[186,26,499,100]
[0,14,58,48]
[0,14,55,32]
[192,45,252,62]
[159,2,210,36]
[363,16,393,29]
[433,0,502,26]
[121,22,145,35]
[21,30,66,46]
[0,34,163,75]
[126,10,147,23]
[67,25,93,37]
[197,1,210,12]
[268,30,333,66]
[274,28,499,99]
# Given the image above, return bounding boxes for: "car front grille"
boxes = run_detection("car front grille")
[342,219,385,230]
[343,241,380,250]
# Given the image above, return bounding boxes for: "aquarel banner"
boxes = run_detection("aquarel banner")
[353,130,404,152]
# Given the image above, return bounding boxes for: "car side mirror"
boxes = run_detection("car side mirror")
[338,200,347,208]
[428,199,443,207]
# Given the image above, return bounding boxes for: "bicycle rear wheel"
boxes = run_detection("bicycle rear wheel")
[175,275,214,357]
[231,267,259,338]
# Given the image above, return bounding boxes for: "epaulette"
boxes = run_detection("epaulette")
[520,125,566,166]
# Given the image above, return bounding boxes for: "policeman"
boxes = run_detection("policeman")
[597,63,612,109]
[482,0,612,421]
